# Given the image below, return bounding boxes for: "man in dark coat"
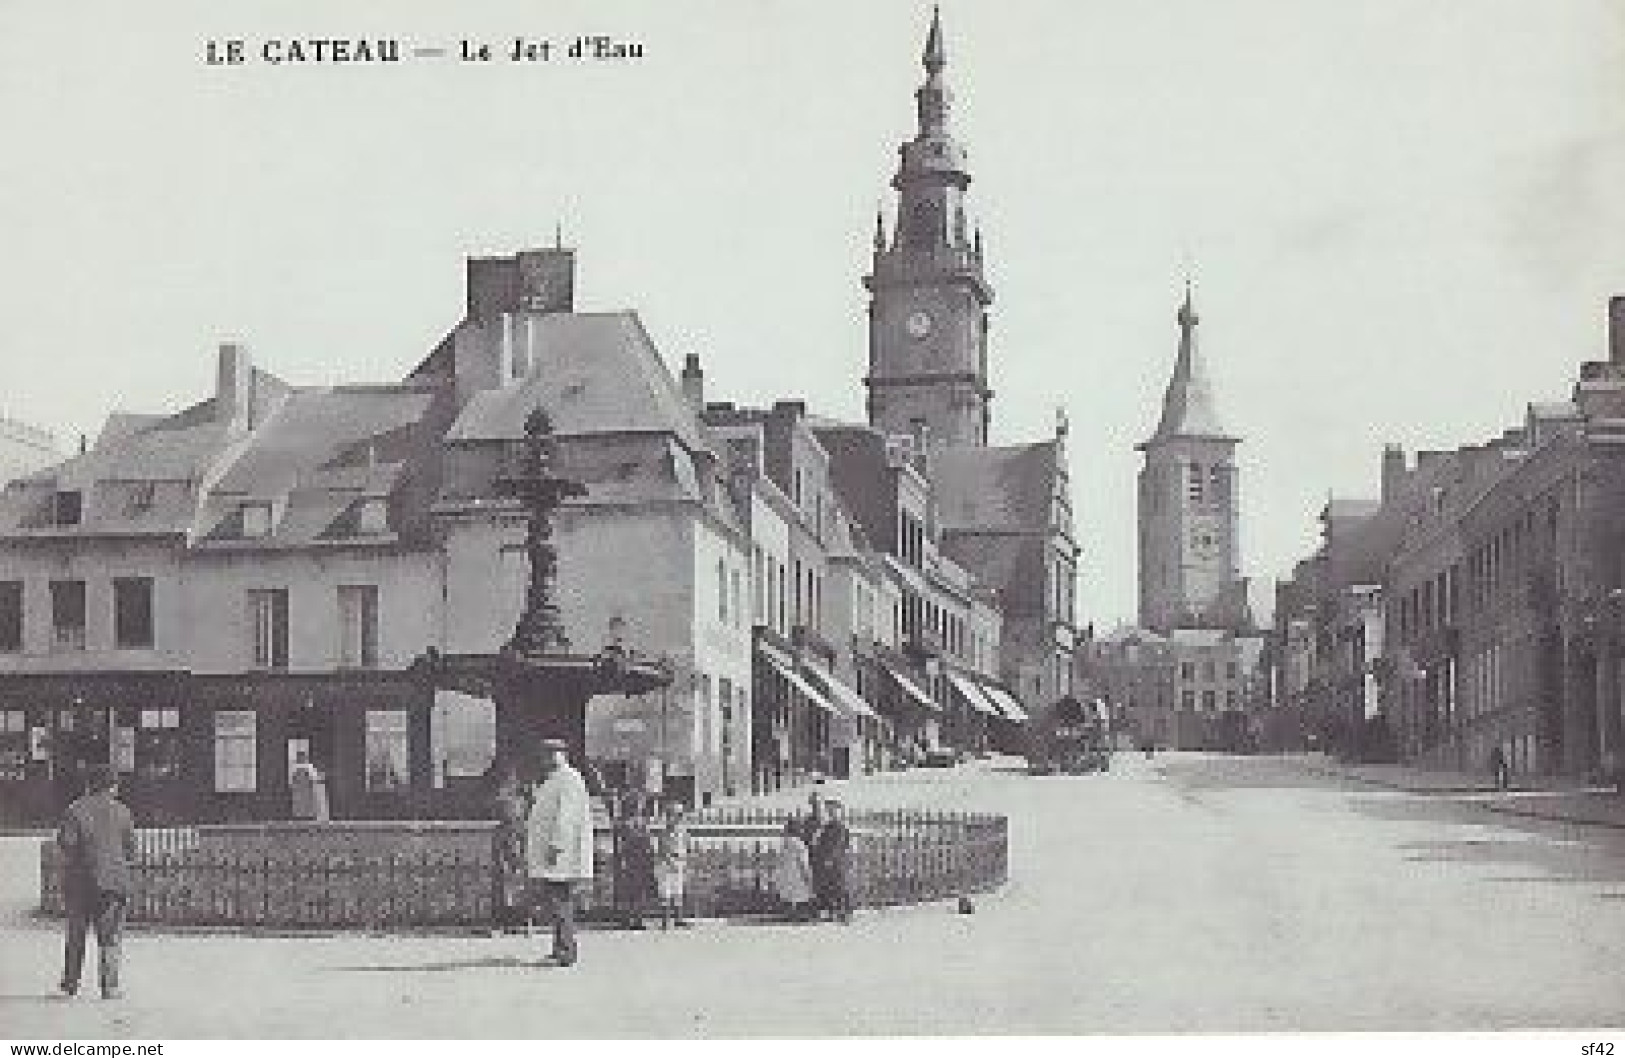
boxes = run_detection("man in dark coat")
[810,797,854,924]
[57,763,136,999]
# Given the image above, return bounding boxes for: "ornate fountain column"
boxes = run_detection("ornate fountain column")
[499,408,588,659]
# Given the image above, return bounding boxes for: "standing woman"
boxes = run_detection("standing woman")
[773,816,816,922]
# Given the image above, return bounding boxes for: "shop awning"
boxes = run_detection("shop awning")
[979,683,1031,723]
[760,651,840,716]
[946,671,1000,717]
[879,659,940,712]
[804,667,881,719]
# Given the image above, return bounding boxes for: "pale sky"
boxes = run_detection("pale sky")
[2,0,1622,627]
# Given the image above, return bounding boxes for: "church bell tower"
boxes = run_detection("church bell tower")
[1137,284,1244,632]
[864,8,994,449]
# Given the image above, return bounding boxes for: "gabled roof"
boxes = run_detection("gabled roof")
[940,532,1042,611]
[931,440,1058,532]
[445,312,708,453]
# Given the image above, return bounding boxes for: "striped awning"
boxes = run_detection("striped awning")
[804,667,881,719]
[878,658,940,712]
[759,650,839,716]
[946,671,1000,717]
[979,683,1031,723]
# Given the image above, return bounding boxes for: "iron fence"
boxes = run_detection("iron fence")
[38,810,1006,929]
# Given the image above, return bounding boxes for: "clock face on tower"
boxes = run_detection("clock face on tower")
[905,310,933,340]
[1189,524,1222,561]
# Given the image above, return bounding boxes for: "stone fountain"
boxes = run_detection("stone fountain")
[415,407,672,780]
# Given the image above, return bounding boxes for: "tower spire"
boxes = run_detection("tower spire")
[874,205,888,251]
[1146,280,1230,445]
[923,5,946,74]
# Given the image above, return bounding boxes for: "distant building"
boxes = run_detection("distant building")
[0,415,60,485]
[1092,286,1264,751]
[1276,295,1625,778]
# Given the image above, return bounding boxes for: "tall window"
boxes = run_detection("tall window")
[717,558,728,624]
[364,709,410,792]
[1202,690,1217,712]
[247,589,289,669]
[0,581,21,652]
[49,580,86,651]
[1187,464,1204,504]
[730,568,743,630]
[336,585,379,668]
[213,709,257,793]
[113,577,154,649]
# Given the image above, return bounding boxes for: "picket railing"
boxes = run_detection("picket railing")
[38,811,1007,929]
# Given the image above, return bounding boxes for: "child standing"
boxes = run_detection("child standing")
[654,800,691,929]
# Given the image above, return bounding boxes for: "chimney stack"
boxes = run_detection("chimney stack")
[216,342,252,433]
[1381,444,1406,506]
[681,354,704,412]
[1610,295,1625,366]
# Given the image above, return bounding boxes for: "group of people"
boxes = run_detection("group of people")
[53,739,856,990]
[609,793,692,931]
[773,791,854,924]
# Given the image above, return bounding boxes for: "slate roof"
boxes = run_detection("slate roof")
[940,531,1043,612]
[931,440,1057,532]
[1145,288,1233,444]
[196,384,439,549]
[446,312,709,453]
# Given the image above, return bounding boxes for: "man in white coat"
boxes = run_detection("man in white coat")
[525,738,595,967]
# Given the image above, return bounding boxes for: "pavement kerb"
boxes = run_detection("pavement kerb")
[1301,761,1625,831]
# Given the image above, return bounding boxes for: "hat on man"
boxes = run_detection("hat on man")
[538,737,570,751]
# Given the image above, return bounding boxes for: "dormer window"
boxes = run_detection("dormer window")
[240,501,274,538]
[357,498,389,535]
[53,490,82,527]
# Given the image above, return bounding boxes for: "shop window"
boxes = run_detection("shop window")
[113,577,154,649]
[430,691,496,788]
[364,709,410,793]
[336,585,379,668]
[0,581,20,652]
[213,710,258,793]
[247,589,289,669]
[136,709,180,780]
[49,580,86,651]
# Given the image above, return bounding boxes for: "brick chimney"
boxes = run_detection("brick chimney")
[1381,444,1406,505]
[1610,295,1625,366]
[681,354,704,412]
[216,342,252,433]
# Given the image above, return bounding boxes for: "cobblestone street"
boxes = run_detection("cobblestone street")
[2,754,1623,1037]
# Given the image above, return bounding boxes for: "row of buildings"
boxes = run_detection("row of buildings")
[1267,297,1625,782]
[0,13,1079,825]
